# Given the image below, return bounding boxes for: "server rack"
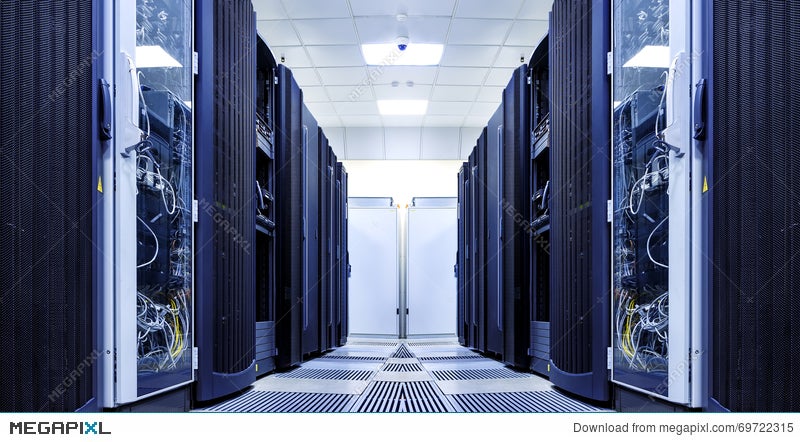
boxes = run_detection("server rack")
[319,132,335,352]
[463,156,475,348]
[501,65,531,368]
[255,35,278,377]
[335,163,349,346]
[194,0,256,402]
[528,34,551,377]
[549,0,611,402]
[0,1,102,412]
[301,104,321,356]
[274,65,304,369]
[485,107,504,357]
[705,1,800,412]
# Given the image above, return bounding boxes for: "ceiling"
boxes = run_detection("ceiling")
[254,0,551,133]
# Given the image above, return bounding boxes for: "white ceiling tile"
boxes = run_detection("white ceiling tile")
[281,0,351,19]
[518,0,552,20]
[460,127,484,156]
[371,67,437,85]
[431,85,480,101]
[421,127,460,159]
[494,46,535,68]
[436,67,488,85]
[381,116,426,127]
[427,101,472,116]
[448,19,513,45]
[290,68,322,86]
[464,115,491,126]
[345,127,384,158]
[304,101,337,116]
[333,101,379,115]
[270,46,313,68]
[424,115,466,126]
[316,67,369,85]
[301,86,329,102]
[477,86,505,102]
[470,101,501,117]
[305,45,364,67]
[484,67,516,86]
[293,19,358,45]
[354,17,451,44]
[325,85,374,101]
[340,116,384,126]
[349,0,456,16]
[385,127,422,159]
[455,0,524,19]
[316,116,343,129]
[506,20,549,46]
[441,45,500,67]
[257,20,301,46]
[372,84,432,100]
[324,127,346,155]
[254,0,287,20]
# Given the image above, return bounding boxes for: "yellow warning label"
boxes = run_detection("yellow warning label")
[702,176,708,193]
[97,176,103,193]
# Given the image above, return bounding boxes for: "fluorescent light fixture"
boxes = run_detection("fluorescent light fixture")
[361,43,444,66]
[623,45,670,68]
[136,45,183,68]
[377,99,428,115]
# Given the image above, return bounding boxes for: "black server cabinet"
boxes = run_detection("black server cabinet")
[549,0,610,402]
[485,107,504,357]
[465,152,476,349]
[457,163,468,346]
[335,163,349,346]
[195,0,257,402]
[706,1,800,412]
[301,105,320,356]
[501,66,531,368]
[528,34,551,377]
[319,133,336,352]
[275,65,304,369]
[472,129,488,353]
[254,36,278,376]
[0,1,102,412]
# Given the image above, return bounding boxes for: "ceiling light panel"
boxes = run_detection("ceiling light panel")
[377,99,429,115]
[441,45,500,67]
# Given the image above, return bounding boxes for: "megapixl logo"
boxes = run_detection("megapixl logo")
[9,421,111,435]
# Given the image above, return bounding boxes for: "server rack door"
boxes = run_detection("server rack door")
[194,0,256,402]
[301,105,320,356]
[0,1,101,412]
[348,200,399,337]
[274,65,304,368]
[466,153,476,349]
[339,165,349,345]
[474,129,488,353]
[501,66,531,368]
[706,1,800,412]
[407,199,458,337]
[549,0,611,402]
[457,165,468,345]
[485,107,504,356]
[318,132,329,352]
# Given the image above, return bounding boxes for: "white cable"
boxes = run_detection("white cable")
[137,216,160,268]
[646,215,669,268]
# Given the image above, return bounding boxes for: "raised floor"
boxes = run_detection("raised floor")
[201,338,610,413]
